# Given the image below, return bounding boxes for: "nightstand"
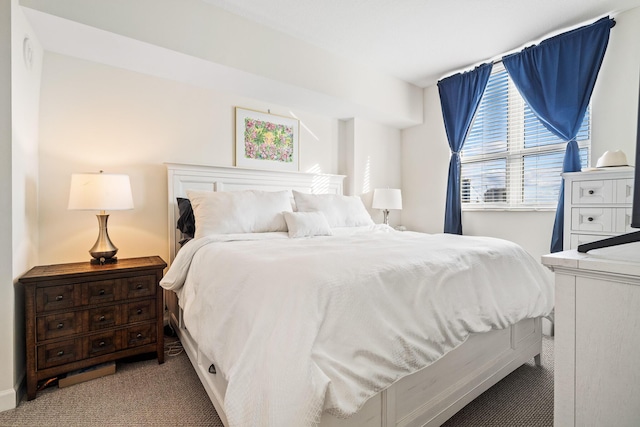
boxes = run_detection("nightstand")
[19,256,167,400]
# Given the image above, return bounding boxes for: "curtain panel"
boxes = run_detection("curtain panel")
[438,63,492,235]
[502,16,615,252]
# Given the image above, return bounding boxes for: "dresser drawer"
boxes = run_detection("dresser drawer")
[37,339,82,370]
[83,279,120,305]
[88,305,121,331]
[123,299,156,324]
[84,330,121,358]
[122,323,156,348]
[36,311,84,341]
[571,208,614,232]
[124,275,156,299]
[572,180,614,204]
[36,285,80,313]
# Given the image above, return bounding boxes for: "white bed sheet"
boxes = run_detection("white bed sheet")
[161,226,553,427]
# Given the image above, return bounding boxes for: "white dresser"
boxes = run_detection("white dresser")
[563,168,635,250]
[542,248,640,427]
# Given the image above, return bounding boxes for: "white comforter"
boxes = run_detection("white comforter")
[161,226,553,427]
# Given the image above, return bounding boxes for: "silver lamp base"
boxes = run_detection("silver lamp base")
[89,214,119,265]
[382,209,390,225]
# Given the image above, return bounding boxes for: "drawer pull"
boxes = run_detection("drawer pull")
[136,284,143,290]
[98,341,106,347]
[55,295,63,301]
[588,189,594,195]
[136,333,143,339]
[57,350,64,356]
[99,289,105,296]
[588,217,594,222]
[56,323,64,329]
[136,309,143,315]
[99,316,106,322]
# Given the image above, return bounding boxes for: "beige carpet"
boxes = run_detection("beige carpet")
[0,337,553,426]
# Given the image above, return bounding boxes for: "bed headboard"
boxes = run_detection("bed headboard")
[166,163,345,264]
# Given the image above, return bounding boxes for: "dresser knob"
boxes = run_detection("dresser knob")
[98,341,106,347]
[136,333,143,339]
[57,350,64,356]
[588,217,594,222]
[99,316,106,322]
[588,189,594,195]
[56,323,64,329]
[136,284,143,290]
[136,309,143,315]
[99,289,105,296]
[55,295,63,301]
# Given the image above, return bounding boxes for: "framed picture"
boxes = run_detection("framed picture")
[235,108,299,171]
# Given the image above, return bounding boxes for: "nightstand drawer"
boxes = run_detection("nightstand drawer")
[36,285,79,313]
[36,311,84,341]
[123,299,156,324]
[83,279,119,305]
[122,323,156,348]
[85,331,120,358]
[124,275,156,299]
[88,305,121,331]
[37,339,82,370]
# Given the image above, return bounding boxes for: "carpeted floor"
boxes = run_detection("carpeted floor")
[0,336,553,426]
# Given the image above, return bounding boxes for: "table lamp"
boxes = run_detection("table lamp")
[68,171,134,265]
[372,188,402,225]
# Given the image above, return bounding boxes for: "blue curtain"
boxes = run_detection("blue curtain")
[502,16,615,252]
[438,63,492,234]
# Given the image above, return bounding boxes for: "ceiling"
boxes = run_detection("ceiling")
[202,0,640,87]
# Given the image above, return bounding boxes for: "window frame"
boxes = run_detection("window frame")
[460,64,590,212]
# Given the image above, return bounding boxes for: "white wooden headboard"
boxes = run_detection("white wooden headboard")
[166,163,345,264]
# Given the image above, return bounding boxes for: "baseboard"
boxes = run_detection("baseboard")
[0,371,25,412]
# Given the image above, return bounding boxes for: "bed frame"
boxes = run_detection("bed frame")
[164,163,543,427]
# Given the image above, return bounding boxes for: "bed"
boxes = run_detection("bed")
[161,163,553,427]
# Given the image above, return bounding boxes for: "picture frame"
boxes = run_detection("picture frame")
[235,107,299,171]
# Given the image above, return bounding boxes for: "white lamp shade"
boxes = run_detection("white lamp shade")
[68,173,134,211]
[372,188,402,210]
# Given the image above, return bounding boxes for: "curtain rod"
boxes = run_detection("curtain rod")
[441,15,614,82]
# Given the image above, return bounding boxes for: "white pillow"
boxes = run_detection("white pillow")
[283,211,332,238]
[187,190,292,238]
[292,191,374,228]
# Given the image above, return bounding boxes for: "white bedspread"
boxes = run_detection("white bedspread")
[161,226,553,427]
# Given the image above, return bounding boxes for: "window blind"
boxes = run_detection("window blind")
[461,64,590,209]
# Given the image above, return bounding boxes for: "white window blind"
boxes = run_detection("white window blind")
[461,63,590,210]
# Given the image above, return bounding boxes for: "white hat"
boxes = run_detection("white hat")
[596,150,628,168]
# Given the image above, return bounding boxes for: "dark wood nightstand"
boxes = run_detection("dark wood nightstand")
[19,256,167,400]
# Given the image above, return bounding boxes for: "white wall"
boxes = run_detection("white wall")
[20,0,422,129]
[402,8,640,263]
[341,118,402,225]
[0,0,15,410]
[1,0,44,411]
[37,53,345,265]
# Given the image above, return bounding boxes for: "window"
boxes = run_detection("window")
[461,63,590,210]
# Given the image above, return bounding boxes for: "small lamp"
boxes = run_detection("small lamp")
[372,188,402,225]
[68,171,134,265]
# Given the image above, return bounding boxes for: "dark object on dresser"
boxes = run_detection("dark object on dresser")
[19,256,167,400]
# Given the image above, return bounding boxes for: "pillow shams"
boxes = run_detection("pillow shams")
[292,191,374,228]
[283,211,332,238]
[187,189,293,238]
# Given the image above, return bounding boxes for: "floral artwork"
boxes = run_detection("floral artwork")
[235,108,299,171]
[243,118,294,163]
